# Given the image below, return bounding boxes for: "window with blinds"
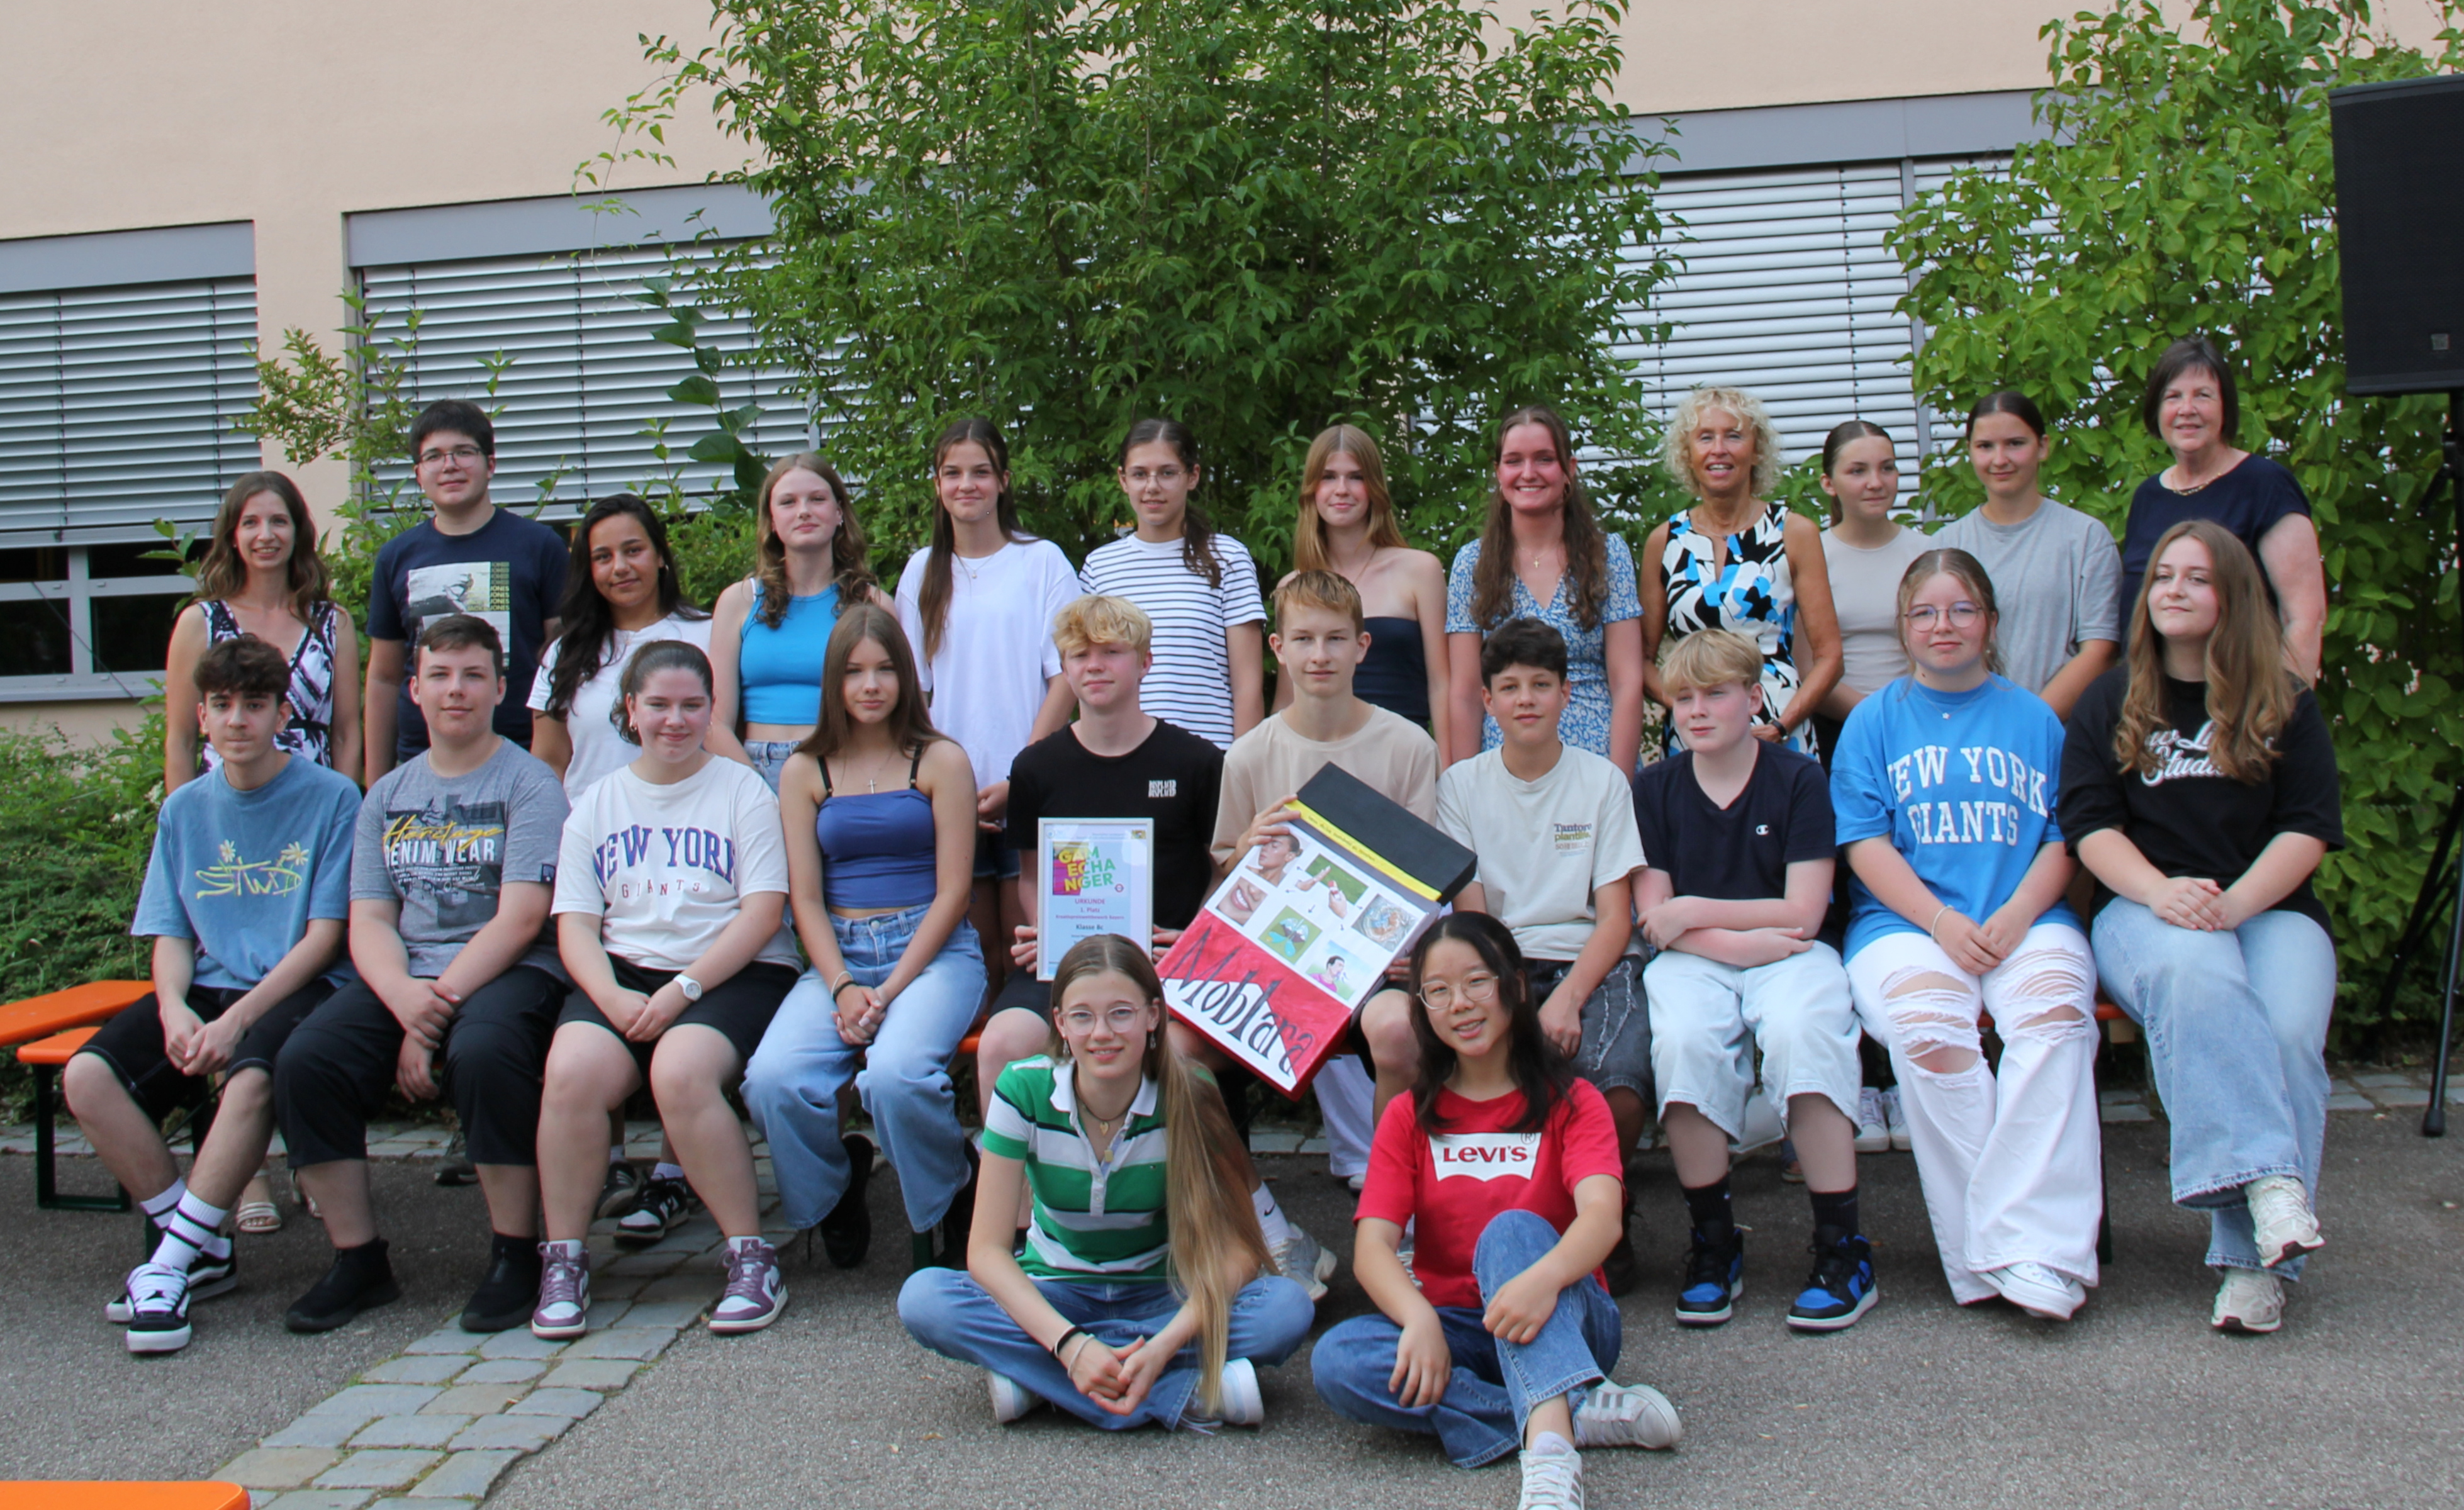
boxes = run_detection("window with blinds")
[357,247,810,510]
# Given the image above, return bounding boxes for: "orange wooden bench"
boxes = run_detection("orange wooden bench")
[2,981,155,1212]
[0,1482,248,1509]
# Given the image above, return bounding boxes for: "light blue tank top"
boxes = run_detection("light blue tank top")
[738,581,841,725]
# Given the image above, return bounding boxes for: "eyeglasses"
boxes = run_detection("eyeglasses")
[1057,1005,1149,1035]
[1123,467,1187,487]
[417,445,486,467]
[1902,602,1983,630]
[1418,973,1500,1013]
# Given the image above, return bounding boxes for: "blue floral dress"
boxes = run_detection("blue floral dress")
[1446,534,1643,768]
[1657,503,1813,756]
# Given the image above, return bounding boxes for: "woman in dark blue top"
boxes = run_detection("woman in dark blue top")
[742,603,985,1267]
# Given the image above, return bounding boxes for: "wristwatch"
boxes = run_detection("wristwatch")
[676,975,704,1002]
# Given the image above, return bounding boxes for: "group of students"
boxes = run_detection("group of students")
[65,329,2345,1509]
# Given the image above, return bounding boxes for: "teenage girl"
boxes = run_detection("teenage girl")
[1813,421,1927,761]
[899,935,1314,1430]
[530,494,713,798]
[1314,913,1680,1510]
[742,605,986,1268]
[1077,418,1266,750]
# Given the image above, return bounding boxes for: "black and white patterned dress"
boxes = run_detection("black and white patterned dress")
[1657,504,1812,755]
[201,598,341,771]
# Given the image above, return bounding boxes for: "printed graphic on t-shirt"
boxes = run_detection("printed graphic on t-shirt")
[590,824,739,897]
[2136,722,2238,786]
[1550,820,1593,855]
[1884,743,2053,846]
[383,799,515,934]
[194,839,310,899]
[1148,780,1177,798]
[403,561,513,650]
[1430,1131,1542,1182]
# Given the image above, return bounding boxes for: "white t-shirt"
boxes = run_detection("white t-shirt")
[528,614,717,800]
[895,539,1078,791]
[1436,744,1646,963]
[1077,532,1266,750]
[552,755,799,972]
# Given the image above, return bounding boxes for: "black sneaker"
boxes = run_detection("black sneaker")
[596,1160,646,1220]
[615,1177,696,1247]
[108,1244,235,1325]
[817,1136,875,1270]
[1787,1226,1877,1333]
[124,1263,193,1355]
[1602,1199,1640,1297]
[1676,1227,1745,1326]
[284,1239,402,1333]
[460,1233,546,1333]
[434,1131,477,1187]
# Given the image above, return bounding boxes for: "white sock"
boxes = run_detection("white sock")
[652,1162,685,1183]
[1528,1431,1577,1458]
[140,1180,187,1227]
[542,1238,585,1261]
[150,1189,230,1272]
[1251,1184,1292,1249]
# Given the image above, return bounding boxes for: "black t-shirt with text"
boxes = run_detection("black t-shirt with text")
[1632,744,1834,900]
[1005,719,1224,931]
[2059,668,2343,932]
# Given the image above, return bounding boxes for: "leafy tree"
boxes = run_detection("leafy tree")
[1894,0,2464,1036]
[587,0,1679,566]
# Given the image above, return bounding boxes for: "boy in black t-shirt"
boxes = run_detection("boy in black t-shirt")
[1632,629,1873,1332]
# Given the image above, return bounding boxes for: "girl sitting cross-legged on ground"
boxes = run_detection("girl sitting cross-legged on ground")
[1313,912,1680,1510]
[898,934,1314,1431]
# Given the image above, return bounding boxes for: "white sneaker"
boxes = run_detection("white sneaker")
[1572,1382,1682,1450]
[1516,1437,1585,1510]
[1879,1087,1912,1151]
[2244,1176,2324,1269]
[1270,1221,1338,1302]
[1853,1087,1890,1154]
[1981,1261,2085,1321]
[2212,1268,2284,1333]
[529,1244,591,1339]
[1215,1356,1265,1426]
[988,1370,1041,1423]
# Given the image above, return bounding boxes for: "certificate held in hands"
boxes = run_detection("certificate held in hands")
[1158,764,1477,1096]
[1036,820,1154,980]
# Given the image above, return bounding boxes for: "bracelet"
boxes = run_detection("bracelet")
[829,973,857,998]
[1927,905,1950,942]
[1051,1325,1090,1362]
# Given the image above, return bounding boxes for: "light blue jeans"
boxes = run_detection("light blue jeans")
[898,1267,1314,1430]
[2093,899,2336,1278]
[744,741,800,794]
[1312,1210,1620,1467]
[742,902,986,1232]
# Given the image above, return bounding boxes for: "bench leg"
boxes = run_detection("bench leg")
[32,1062,132,1213]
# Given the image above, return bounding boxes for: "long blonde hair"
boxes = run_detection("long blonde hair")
[2114,519,2297,782]
[751,454,875,630]
[1045,936,1267,1416]
[1292,425,1404,574]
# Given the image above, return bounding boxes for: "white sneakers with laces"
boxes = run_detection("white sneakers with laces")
[1853,1087,1890,1153]
[2244,1176,2325,1269]
[1516,1435,1585,1510]
[1981,1261,2085,1321]
[2212,1268,2285,1333]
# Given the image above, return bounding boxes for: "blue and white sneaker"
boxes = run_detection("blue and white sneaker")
[1787,1228,1876,1332]
[1676,1228,1744,1326]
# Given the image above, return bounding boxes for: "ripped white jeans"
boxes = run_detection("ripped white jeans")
[1847,923,2102,1303]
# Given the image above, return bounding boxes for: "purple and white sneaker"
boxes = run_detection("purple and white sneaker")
[710,1237,786,1334]
[530,1242,591,1339]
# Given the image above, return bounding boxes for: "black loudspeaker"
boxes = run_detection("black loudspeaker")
[2330,76,2464,396]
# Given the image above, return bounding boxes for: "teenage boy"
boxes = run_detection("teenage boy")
[64,637,361,1354]
[1406,618,1649,1293]
[1212,570,1440,1294]
[364,398,568,785]
[1632,627,1874,1331]
[274,616,571,1334]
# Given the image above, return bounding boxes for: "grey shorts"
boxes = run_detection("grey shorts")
[1523,954,1651,1102]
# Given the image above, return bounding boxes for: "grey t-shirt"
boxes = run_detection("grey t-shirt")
[1932,498,2122,696]
[352,739,570,981]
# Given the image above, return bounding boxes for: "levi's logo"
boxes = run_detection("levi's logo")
[1149,780,1177,798]
[1429,1132,1542,1181]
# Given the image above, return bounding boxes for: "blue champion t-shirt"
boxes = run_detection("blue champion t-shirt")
[1828,674,2079,959]
[131,755,362,990]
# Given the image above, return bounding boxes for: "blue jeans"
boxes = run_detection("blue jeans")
[897,1268,1314,1430]
[1313,1210,1620,1467]
[742,902,986,1231]
[744,741,800,794]
[2093,900,2336,1277]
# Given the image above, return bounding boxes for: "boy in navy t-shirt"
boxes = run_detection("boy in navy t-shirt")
[64,637,361,1355]
[1631,628,1873,1332]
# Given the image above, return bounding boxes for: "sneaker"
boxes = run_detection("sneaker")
[2245,1176,2324,1270]
[1880,1087,1911,1151]
[1676,1228,1745,1326]
[434,1131,477,1187]
[461,1233,544,1334]
[595,1160,645,1221]
[1571,1382,1682,1450]
[108,1245,235,1324]
[531,1244,592,1339]
[1981,1261,2083,1321]
[1515,1437,1585,1510]
[709,1238,787,1333]
[124,1263,193,1355]
[1778,1137,1805,1184]
[988,1370,1042,1423]
[1214,1356,1265,1427]
[817,1136,875,1270]
[284,1239,402,1334]
[1854,1087,1890,1153]
[2212,1268,2284,1333]
[1270,1220,1338,1302]
[1343,1172,1367,1194]
[615,1176,697,1247]
[1787,1228,1877,1332]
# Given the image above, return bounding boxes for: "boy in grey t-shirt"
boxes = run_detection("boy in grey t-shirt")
[274,616,571,1336]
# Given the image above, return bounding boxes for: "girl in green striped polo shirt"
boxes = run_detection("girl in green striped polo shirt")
[899,935,1315,1429]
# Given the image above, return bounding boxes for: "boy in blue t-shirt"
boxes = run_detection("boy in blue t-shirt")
[65,636,361,1355]
[1631,629,1873,1332]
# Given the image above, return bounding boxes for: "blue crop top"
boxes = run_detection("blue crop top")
[815,746,939,909]
[738,582,842,725]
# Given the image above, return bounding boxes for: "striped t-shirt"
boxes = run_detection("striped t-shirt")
[983,1055,1179,1282]
[1078,532,1267,750]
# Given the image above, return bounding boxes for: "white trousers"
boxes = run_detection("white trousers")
[1847,923,2102,1302]
[1314,1054,1376,1181]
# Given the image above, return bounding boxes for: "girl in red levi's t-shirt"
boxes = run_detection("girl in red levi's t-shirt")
[1313,914,1680,1504]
